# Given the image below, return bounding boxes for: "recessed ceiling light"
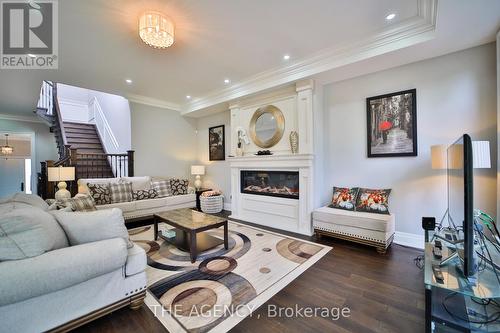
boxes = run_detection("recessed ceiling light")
[27,54,36,58]
[385,13,396,20]
[186,95,191,99]
[283,54,290,60]
[224,79,230,84]
[125,79,133,84]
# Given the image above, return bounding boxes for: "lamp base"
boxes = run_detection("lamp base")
[194,175,202,190]
[55,181,71,201]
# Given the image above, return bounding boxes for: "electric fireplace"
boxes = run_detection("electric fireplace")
[241,170,299,199]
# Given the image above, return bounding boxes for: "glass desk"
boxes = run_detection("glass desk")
[424,230,500,332]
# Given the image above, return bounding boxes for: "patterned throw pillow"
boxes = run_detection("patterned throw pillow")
[169,178,189,195]
[61,196,97,212]
[355,188,391,214]
[151,180,172,197]
[132,189,158,201]
[329,187,358,211]
[109,182,133,203]
[87,183,111,205]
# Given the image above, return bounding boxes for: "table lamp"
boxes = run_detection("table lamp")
[48,166,75,200]
[191,165,205,190]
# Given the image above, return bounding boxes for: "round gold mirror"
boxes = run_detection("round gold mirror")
[249,105,285,148]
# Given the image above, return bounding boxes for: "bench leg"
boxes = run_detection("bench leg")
[376,246,387,254]
[315,230,322,241]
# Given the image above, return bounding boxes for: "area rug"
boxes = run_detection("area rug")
[129,220,331,333]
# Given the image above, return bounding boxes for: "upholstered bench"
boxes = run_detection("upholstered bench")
[313,206,395,254]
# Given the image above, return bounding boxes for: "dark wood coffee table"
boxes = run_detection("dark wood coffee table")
[153,208,228,263]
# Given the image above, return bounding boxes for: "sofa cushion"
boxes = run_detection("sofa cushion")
[132,189,158,201]
[165,193,196,206]
[121,176,151,191]
[313,206,394,233]
[77,177,120,194]
[110,182,133,204]
[169,178,189,195]
[96,201,136,213]
[330,187,358,211]
[134,197,169,210]
[355,188,391,215]
[87,183,111,205]
[0,208,53,261]
[51,208,132,248]
[125,243,146,277]
[0,193,49,211]
[0,238,127,306]
[151,179,172,197]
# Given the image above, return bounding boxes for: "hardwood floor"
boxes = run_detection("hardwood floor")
[75,219,425,333]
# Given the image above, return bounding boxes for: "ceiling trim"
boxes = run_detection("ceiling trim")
[0,113,43,123]
[127,94,181,111]
[182,0,438,115]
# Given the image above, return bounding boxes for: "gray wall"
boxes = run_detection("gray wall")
[130,102,197,179]
[322,43,497,235]
[497,31,500,223]
[195,111,231,204]
[0,118,58,193]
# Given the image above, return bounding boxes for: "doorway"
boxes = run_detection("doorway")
[0,133,33,197]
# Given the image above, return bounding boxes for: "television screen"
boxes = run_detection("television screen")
[447,134,475,277]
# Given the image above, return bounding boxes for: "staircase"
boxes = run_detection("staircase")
[35,81,134,199]
[63,122,114,178]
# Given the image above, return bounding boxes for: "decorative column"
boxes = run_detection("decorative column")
[296,79,314,154]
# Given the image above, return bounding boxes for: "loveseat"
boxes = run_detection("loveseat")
[0,193,147,333]
[78,176,196,222]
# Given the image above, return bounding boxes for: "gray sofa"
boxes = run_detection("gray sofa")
[0,193,147,333]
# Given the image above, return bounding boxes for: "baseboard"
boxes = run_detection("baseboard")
[223,202,232,211]
[394,231,424,250]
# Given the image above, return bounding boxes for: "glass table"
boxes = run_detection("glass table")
[424,230,500,332]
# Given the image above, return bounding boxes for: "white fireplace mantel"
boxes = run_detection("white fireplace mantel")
[229,154,314,235]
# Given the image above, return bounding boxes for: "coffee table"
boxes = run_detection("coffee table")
[153,208,228,263]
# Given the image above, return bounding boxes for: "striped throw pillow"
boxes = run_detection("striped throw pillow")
[151,180,172,197]
[109,182,133,203]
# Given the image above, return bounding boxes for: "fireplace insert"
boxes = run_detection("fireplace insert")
[241,170,299,199]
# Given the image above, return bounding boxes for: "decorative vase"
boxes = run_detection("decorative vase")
[289,131,298,154]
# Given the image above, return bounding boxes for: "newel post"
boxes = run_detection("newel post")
[127,150,135,177]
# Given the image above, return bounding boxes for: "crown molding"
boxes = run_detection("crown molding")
[127,94,181,111]
[182,0,438,116]
[0,113,43,123]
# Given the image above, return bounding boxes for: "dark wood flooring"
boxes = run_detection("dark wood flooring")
[75,217,425,333]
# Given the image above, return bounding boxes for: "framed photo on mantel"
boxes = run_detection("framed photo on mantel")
[209,125,225,161]
[366,89,417,158]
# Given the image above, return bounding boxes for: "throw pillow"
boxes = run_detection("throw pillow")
[169,178,189,195]
[51,208,133,248]
[120,176,152,191]
[329,187,358,211]
[151,180,172,197]
[87,183,111,205]
[60,196,97,212]
[132,189,158,201]
[109,182,133,204]
[355,188,391,214]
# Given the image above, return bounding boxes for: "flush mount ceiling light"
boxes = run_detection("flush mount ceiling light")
[125,79,132,84]
[224,79,230,84]
[1,134,13,155]
[186,95,191,99]
[283,54,290,60]
[385,13,396,20]
[139,11,174,49]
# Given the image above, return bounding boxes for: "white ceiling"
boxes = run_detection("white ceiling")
[0,0,498,117]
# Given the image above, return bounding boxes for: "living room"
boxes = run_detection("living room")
[0,1,499,332]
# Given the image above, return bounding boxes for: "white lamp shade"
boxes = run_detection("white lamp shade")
[431,145,447,169]
[472,141,491,169]
[191,165,205,175]
[48,167,75,182]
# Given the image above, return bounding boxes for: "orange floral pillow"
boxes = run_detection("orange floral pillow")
[355,188,391,214]
[329,187,359,211]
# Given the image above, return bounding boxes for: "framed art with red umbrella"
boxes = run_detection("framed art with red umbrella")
[366,89,417,157]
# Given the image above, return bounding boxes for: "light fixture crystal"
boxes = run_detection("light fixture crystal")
[139,11,174,49]
[1,134,13,155]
